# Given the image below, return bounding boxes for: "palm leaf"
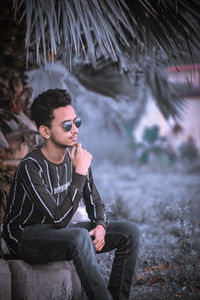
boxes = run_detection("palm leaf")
[73,44,185,120]
[145,63,185,120]
[0,109,20,149]
[13,0,200,69]
[0,109,39,149]
[13,0,200,67]
[14,0,134,66]
[12,0,200,120]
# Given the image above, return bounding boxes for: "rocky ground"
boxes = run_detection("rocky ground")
[93,160,200,300]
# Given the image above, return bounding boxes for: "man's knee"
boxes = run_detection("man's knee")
[128,222,140,244]
[120,221,141,245]
[71,228,93,248]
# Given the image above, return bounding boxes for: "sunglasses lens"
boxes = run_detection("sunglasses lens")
[63,118,81,131]
[63,121,72,131]
[75,117,81,128]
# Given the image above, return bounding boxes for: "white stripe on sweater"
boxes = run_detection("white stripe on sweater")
[56,167,60,205]
[7,191,26,244]
[4,166,20,223]
[87,182,96,218]
[23,203,34,224]
[44,160,53,194]
[25,165,54,219]
[54,189,78,223]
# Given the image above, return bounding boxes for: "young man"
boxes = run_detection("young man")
[3,89,140,300]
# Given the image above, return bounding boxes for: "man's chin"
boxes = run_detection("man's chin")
[67,141,77,148]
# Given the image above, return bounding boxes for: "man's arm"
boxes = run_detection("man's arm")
[83,168,107,251]
[83,168,107,230]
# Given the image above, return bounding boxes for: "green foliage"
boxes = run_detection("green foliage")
[143,125,159,143]
[136,125,190,166]
[125,122,135,138]
[139,151,149,164]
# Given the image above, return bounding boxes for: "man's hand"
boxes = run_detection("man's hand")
[71,143,92,176]
[89,225,106,252]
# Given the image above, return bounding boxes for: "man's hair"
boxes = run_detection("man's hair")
[31,89,72,129]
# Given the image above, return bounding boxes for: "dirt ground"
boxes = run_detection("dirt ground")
[93,160,200,300]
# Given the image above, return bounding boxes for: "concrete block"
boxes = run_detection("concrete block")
[0,259,11,300]
[7,260,83,300]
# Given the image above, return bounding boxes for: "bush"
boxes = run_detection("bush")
[179,140,199,162]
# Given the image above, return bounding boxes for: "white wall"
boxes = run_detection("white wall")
[133,96,171,142]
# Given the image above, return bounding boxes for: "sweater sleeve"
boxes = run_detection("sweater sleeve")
[19,160,86,228]
[83,168,107,230]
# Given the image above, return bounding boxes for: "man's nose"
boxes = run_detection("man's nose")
[71,123,78,133]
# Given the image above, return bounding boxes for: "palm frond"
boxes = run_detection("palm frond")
[0,130,9,149]
[127,0,200,64]
[13,0,200,69]
[11,0,200,120]
[145,64,185,120]
[13,0,134,67]
[0,109,39,149]
[73,57,144,101]
[73,46,184,120]
[0,109,20,149]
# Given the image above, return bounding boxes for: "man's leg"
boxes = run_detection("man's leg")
[72,220,140,300]
[100,221,140,300]
[18,224,112,300]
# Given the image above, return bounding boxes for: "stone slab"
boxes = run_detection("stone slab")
[7,260,83,300]
[0,259,11,300]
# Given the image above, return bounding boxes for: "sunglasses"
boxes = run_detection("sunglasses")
[63,117,81,131]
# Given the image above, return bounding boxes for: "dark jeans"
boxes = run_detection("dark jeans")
[18,221,140,300]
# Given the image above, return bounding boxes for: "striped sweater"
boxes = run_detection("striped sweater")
[3,146,107,255]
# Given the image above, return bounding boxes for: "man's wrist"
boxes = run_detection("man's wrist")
[96,224,106,233]
[71,172,86,190]
[75,168,87,176]
[96,220,107,232]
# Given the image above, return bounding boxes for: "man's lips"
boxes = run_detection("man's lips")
[70,135,78,140]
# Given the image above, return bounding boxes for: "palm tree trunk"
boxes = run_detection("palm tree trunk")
[0,0,32,255]
[0,0,31,114]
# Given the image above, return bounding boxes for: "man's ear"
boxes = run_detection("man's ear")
[39,125,50,139]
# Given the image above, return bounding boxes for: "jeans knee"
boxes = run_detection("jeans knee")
[124,221,141,245]
[72,228,92,248]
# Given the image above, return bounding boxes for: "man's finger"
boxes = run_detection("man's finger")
[98,244,104,251]
[93,238,98,246]
[93,238,104,248]
[76,142,82,152]
[89,229,95,236]
[70,145,76,159]
[95,241,105,252]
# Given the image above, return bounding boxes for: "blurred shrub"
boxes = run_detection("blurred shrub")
[143,125,159,143]
[139,150,149,164]
[178,139,199,162]
[135,126,199,165]
[137,125,176,165]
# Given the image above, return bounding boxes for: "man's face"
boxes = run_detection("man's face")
[48,105,79,147]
